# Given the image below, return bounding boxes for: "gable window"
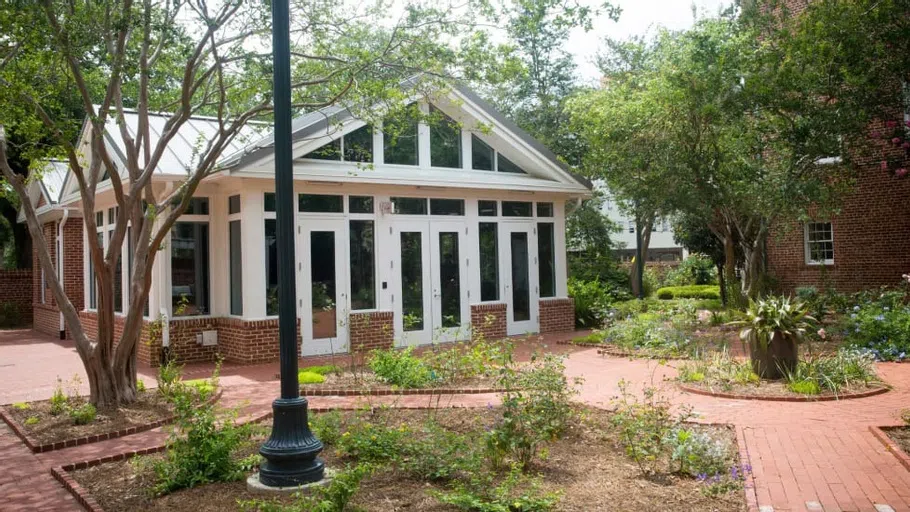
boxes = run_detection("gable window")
[299,194,343,213]
[171,221,210,316]
[497,154,527,174]
[805,221,834,265]
[344,126,373,163]
[383,104,419,166]
[502,201,532,217]
[472,135,495,171]
[304,138,341,161]
[392,197,428,215]
[430,106,461,169]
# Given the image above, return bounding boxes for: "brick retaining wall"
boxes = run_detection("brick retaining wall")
[470,302,507,341]
[539,298,575,334]
[349,311,394,352]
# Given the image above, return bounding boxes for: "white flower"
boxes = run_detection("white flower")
[817,328,827,340]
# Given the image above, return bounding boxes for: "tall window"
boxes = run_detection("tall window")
[805,222,834,265]
[349,220,375,310]
[479,223,499,301]
[171,222,210,315]
[472,135,494,171]
[229,220,242,315]
[538,223,556,298]
[265,219,279,315]
[383,104,419,166]
[430,106,461,168]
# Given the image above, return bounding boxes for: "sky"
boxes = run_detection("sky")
[567,0,732,83]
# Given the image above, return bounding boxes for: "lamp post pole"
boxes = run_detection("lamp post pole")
[257,0,325,487]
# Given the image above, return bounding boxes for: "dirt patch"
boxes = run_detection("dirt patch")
[71,408,745,512]
[4,391,173,445]
[886,426,910,456]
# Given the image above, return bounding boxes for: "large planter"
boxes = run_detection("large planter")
[749,333,798,380]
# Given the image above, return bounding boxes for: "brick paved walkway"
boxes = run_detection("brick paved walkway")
[2,329,910,511]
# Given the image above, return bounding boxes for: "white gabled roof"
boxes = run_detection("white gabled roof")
[38,159,68,204]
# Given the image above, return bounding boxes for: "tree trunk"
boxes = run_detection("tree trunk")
[722,223,743,308]
[717,263,727,306]
[741,227,769,300]
[84,350,137,407]
[749,332,798,380]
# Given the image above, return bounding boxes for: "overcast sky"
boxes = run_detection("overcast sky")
[568,0,733,83]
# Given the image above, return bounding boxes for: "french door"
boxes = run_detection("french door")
[393,220,469,346]
[298,218,349,356]
[500,222,539,335]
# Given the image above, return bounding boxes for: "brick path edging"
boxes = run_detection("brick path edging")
[556,340,691,361]
[678,383,891,402]
[300,387,509,397]
[869,426,910,473]
[0,388,222,453]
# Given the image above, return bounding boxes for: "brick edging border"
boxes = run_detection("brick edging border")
[300,387,509,397]
[678,383,890,402]
[869,426,910,473]
[0,388,222,453]
[556,340,691,360]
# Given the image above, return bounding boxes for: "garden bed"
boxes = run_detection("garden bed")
[297,370,507,395]
[870,426,910,472]
[1,391,179,452]
[679,381,889,402]
[66,407,746,512]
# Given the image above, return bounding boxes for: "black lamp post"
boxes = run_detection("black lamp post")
[257,0,325,487]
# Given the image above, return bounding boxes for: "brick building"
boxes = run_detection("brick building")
[763,0,910,293]
[20,84,582,366]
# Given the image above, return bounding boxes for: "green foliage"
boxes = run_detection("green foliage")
[656,285,721,301]
[610,381,679,474]
[734,297,814,353]
[240,463,373,512]
[601,312,693,357]
[842,292,910,362]
[298,371,327,385]
[183,379,216,400]
[423,339,514,384]
[667,427,732,478]
[486,354,577,471]
[24,416,40,426]
[310,411,343,446]
[787,380,820,395]
[136,379,146,393]
[565,195,628,287]
[153,368,249,495]
[678,352,760,390]
[0,302,23,328]
[50,378,67,416]
[336,419,409,463]
[665,254,718,286]
[69,403,97,425]
[568,278,628,328]
[398,422,482,482]
[12,402,30,411]
[433,465,561,512]
[301,365,342,376]
[156,359,184,401]
[783,349,879,394]
[368,347,435,388]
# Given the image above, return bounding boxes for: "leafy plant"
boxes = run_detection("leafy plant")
[486,354,577,471]
[301,365,342,376]
[368,346,435,388]
[24,416,39,426]
[399,422,482,481]
[335,418,408,463]
[787,380,820,395]
[156,358,184,400]
[610,381,680,475]
[601,313,692,357]
[241,463,372,512]
[699,464,752,497]
[423,339,513,383]
[568,278,625,328]
[310,411,343,446]
[678,351,759,390]
[732,297,815,379]
[136,379,146,393]
[299,371,326,385]
[11,402,30,411]
[69,403,97,425]
[842,293,910,362]
[656,285,721,300]
[667,427,732,477]
[50,378,67,415]
[665,254,718,286]
[783,349,879,394]
[433,465,561,512]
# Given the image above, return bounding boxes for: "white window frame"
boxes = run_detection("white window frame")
[227,194,243,317]
[804,221,834,266]
[86,209,129,313]
[169,198,212,318]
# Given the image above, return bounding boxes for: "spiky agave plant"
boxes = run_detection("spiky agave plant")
[729,297,816,379]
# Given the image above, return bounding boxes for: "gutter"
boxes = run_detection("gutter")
[57,208,74,339]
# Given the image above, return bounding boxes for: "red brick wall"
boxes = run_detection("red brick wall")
[539,298,575,334]
[470,303,507,341]
[348,311,394,352]
[217,317,301,365]
[31,219,84,337]
[767,118,910,294]
[0,269,33,326]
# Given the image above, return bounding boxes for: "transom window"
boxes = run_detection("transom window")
[299,194,343,213]
[391,197,428,215]
[502,201,533,217]
[430,198,465,216]
[805,222,834,265]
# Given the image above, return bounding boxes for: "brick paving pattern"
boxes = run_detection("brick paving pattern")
[2,329,910,511]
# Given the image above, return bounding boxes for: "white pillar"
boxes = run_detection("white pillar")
[241,186,267,318]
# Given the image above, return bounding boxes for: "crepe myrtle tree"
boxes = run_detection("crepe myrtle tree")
[0,0,488,407]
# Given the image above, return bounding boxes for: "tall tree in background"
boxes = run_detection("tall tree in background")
[0,0,488,406]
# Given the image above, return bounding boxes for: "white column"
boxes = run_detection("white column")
[417,102,430,168]
[555,200,569,297]
[461,130,472,172]
[465,198,480,304]
[374,194,393,312]
[209,192,228,316]
[241,186,266,318]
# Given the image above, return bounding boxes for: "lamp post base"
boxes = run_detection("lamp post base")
[258,397,325,487]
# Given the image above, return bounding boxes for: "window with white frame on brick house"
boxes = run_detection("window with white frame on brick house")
[804,221,834,265]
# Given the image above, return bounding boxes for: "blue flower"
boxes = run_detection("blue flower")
[854,305,861,311]
[875,315,886,322]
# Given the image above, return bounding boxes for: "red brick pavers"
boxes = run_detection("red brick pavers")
[566,348,910,512]
[0,422,81,511]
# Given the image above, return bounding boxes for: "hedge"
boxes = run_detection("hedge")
[656,285,721,300]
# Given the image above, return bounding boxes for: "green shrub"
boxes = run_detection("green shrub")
[783,349,879,393]
[69,403,97,425]
[50,379,67,416]
[842,294,910,362]
[678,352,759,390]
[665,254,718,287]
[24,416,39,426]
[433,465,561,512]
[656,285,721,300]
[310,410,343,446]
[733,296,814,379]
[486,354,576,471]
[601,313,692,357]
[153,371,250,494]
[336,419,408,463]
[368,347,435,388]
[157,358,184,400]
[300,364,342,376]
[298,371,326,385]
[136,379,146,393]
[610,382,679,475]
[571,331,605,345]
[183,379,216,399]
[667,427,732,478]
[0,302,22,328]
[12,402,30,411]
[568,278,627,328]
[241,463,372,512]
[423,339,513,383]
[787,380,821,395]
[399,422,482,481]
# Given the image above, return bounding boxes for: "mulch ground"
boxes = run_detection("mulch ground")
[886,426,910,457]
[3,391,173,445]
[71,408,745,512]
[681,379,884,399]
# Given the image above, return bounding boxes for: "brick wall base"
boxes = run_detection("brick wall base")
[539,298,575,334]
[33,303,60,338]
[470,303,507,341]
[0,269,32,327]
[349,311,394,352]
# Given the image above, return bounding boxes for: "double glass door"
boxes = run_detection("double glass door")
[500,223,538,335]
[298,218,349,356]
[394,220,468,346]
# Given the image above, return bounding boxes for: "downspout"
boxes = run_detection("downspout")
[57,208,73,339]
[157,181,174,365]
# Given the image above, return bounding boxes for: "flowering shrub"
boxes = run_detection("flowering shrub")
[872,119,910,179]
[601,312,693,357]
[698,464,753,498]
[841,290,910,362]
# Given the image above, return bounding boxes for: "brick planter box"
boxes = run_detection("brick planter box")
[678,383,890,402]
[869,426,910,473]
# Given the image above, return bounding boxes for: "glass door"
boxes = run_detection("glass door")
[393,221,432,347]
[500,223,538,335]
[299,219,349,356]
[430,222,468,343]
